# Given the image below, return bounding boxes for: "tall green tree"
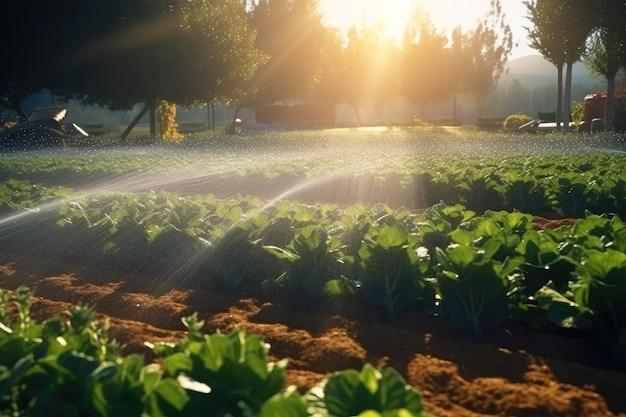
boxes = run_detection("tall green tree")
[585,1,626,131]
[316,23,401,125]
[525,0,596,130]
[401,4,452,116]
[525,0,566,128]
[447,27,472,124]
[462,0,515,116]
[312,27,348,104]
[1,1,264,130]
[0,1,66,121]
[561,1,597,128]
[248,0,331,104]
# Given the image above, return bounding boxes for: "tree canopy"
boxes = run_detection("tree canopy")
[1,0,531,127]
[584,1,626,130]
[525,0,626,131]
[0,0,264,116]
[401,5,452,111]
[462,0,514,116]
[248,0,333,105]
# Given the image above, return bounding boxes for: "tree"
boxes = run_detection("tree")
[312,26,348,104]
[502,79,531,115]
[1,1,265,135]
[401,4,453,116]
[248,0,332,104]
[584,1,626,131]
[525,0,596,130]
[0,1,67,121]
[462,0,515,116]
[316,23,401,125]
[525,0,566,128]
[561,1,597,128]
[48,1,166,111]
[447,27,472,124]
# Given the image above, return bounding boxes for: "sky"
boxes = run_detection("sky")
[318,0,537,59]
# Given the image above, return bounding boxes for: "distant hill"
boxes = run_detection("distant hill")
[506,54,593,77]
[502,54,604,89]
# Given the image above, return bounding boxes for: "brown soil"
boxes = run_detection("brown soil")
[0,215,624,417]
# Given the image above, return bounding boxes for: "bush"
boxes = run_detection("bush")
[503,112,533,132]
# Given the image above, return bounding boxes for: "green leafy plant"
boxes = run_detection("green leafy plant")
[0,287,141,417]
[548,173,598,217]
[449,211,532,263]
[306,364,431,417]
[455,170,506,213]
[434,241,523,340]
[205,210,281,291]
[355,225,430,319]
[501,172,550,213]
[416,202,475,268]
[0,179,70,214]
[515,230,576,297]
[1,291,435,417]
[571,212,626,252]
[150,323,288,417]
[572,250,626,365]
[263,225,349,305]
[535,248,626,367]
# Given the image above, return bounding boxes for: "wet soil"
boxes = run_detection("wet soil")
[0,215,625,417]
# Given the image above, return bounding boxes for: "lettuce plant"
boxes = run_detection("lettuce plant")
[263,225,349,304]
[0,287,142,417]
[535,249,626,367]
[516,230,577,297]
[434,240,523,340]
[572,250,626,365]
[150,325,288,417]
[501,172,550,213]
[306,364,431,417]
[416,202,474,269]
[204,210,282,292]
[1,291,434,417]
[548,172,599,216]
[571,212,626,252]
[355,225,430,319]
[449,211,532,263]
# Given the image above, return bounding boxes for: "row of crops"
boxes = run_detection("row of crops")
[3,133,626,216]
[1,287,430,417]
[1,179,625,369]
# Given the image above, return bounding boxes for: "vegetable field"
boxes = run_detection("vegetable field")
[1,127,626,417]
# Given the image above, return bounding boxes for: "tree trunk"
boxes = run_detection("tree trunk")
[605,76,616,131]
[120,103,150,140]
[556,63,564,132]
[563,62,574,132]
